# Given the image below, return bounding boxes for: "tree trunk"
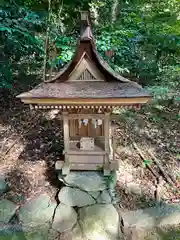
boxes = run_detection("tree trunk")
[43,0,51,81]
[111,0,120,23]
[43,28,49,81]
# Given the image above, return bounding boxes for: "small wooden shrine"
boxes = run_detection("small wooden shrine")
[17,11,151,175]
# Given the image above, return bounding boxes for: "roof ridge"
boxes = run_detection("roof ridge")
[44,11,140,85]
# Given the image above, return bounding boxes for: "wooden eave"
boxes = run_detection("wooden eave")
[19,96,150,105]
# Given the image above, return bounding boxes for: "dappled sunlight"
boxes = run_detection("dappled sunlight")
[4,140,25,161]
[2,160,57,204]
[115,121,180,210]
[145,145,179,177]
[0,123,9,133]
[0,96,63,205]
[0,136,25,171]
[94,235,106,240]
[114,101,180,209]
[90,233,110,240]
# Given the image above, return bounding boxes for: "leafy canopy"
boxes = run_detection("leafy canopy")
[0,0,180,90]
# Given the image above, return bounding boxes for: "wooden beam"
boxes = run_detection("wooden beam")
[63,150,107,155]
[67,114,105,119]
[104,112,110,151]
[67,155,104,164]
[104,162,111,176]
[62,112,70,175]
[112,125,116,162]
[55,161,119,171]
[104,112,111,175]
[109,124,113,162]
[55,161,63,170]
[62,158,70,175]
[21,97,151,105]
[57,114,137,121]
[62,112,69,152]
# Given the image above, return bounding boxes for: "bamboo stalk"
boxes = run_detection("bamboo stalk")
[132,141,159,179]
[147,149,174,185]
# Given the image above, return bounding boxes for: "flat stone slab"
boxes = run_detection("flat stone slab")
[60,171,107,191]
[88,191,100,199]
[97,190,112,204]
[79,204,119,240]
[72,223,83,240]
[121,203,180,230]
[47,229,59,240]
[58,187,96,207]
[0,200,18,223]
[19,193,57,230]
[52,203,77,233]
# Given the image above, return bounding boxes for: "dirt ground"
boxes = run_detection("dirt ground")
[0,94,179,210]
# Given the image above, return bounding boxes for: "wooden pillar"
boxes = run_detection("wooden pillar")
[104,112,110,176]
[112,124,116,162]
[109,123,113,162]
[62,112,70,175]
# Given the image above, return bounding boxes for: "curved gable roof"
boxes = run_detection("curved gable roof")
[17,11,151,102]
[46,11,132,84]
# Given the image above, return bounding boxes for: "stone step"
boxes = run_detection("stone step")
[121,203,180,230]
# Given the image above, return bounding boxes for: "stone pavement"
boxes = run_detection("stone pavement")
[0,171,180,240]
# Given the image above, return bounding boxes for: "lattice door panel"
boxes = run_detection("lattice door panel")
[78,69,96,80]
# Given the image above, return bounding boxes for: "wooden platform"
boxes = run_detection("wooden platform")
[55,160,119,173]
[63,141,105,155]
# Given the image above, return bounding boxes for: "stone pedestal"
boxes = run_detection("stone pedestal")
[53,171,121,240]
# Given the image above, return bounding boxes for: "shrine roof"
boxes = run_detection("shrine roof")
[17,81,150,99]
[17,11,151,103]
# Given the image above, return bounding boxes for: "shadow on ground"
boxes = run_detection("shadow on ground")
[0,88,64,188]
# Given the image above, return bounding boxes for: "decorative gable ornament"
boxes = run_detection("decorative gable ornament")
[78,69,96,80]
[68,53,105,81]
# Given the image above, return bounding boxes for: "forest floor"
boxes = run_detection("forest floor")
[0,91,179,210]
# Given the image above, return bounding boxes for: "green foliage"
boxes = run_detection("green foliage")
[156,66,180,89]
[0,0,44,88]
[143,159,152,168]
[104,172,117,188]
[114,108,137,125]
[55,36,75,65]
[0,0,180,90]
[94,0,180,85]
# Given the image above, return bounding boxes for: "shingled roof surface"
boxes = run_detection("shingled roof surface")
[18,81,150,99]
[17,11,151,101]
